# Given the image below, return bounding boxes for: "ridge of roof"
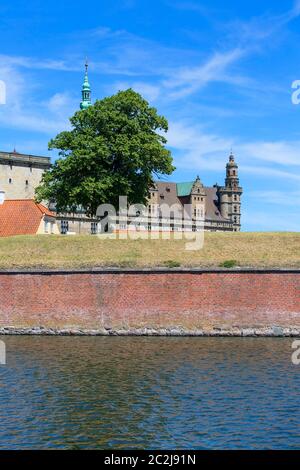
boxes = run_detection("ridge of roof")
[2,199,55,217]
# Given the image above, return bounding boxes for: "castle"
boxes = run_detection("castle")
[0,64,242,235]
[147,153,242,232]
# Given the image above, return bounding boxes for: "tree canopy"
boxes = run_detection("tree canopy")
[36,89,175,216]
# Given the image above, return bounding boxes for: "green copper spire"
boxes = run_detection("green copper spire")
[80,60,92,110]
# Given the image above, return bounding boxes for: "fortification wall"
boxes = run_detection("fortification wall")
[0,269,299,336]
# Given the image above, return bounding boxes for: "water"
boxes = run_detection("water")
[0,336,299,449]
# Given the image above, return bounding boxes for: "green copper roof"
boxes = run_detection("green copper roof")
[80,61,92,110]
[176,181,194,197]
[82,69,91,91]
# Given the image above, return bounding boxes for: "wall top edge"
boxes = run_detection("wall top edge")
[0,267,299,275]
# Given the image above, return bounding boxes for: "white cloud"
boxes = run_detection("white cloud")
[162,49,244,99]
[167,120,300,182]
[244,210,300,232]
[45,92,77,116]
[0,54,81,72]
[248,189,300,206]
[111,81,161,102]
[0,61,72,135]
[241,141,300,166]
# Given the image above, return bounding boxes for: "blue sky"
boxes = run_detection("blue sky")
[0,0,300,231]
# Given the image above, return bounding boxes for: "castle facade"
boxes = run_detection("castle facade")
[0,148,242,234]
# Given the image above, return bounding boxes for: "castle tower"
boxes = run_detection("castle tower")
[190,176,206,226]
[217,153,242,231]
[80,60,92,110]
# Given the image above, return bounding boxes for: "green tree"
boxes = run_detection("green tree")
[36,89,175,216]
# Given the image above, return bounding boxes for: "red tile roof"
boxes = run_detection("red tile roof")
[0,200,55,237]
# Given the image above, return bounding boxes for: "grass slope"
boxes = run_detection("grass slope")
[0,232,299,269]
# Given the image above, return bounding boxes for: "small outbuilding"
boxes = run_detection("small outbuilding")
[0,199,58,237]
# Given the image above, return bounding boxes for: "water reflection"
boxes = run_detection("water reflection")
[0,336,299,449]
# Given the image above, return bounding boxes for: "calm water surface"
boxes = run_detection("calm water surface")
[0,336,299,449]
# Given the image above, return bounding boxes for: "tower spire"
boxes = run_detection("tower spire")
[80,59,92,110]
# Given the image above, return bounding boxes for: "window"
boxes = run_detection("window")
[9,178,12,184]
[91,222,98,234]
[25,180,29,186]
[60,220,69,235]
[44,220,49,233]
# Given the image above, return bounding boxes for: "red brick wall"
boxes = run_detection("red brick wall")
[0,271,299,332]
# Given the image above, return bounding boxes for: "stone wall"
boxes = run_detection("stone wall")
[0,269,299,336]
[0,152,50,200]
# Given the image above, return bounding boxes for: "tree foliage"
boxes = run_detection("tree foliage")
[36,89,175,215]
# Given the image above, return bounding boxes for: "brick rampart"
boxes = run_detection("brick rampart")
[0,269,299,335]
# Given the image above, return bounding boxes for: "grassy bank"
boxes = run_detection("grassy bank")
[0,232,299,269]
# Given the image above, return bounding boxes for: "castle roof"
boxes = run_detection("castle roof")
[0,200,55,237]
[153,181,229,222]
[176,181,194,197]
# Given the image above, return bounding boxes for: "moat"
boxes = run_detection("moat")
[0,336,299,449]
